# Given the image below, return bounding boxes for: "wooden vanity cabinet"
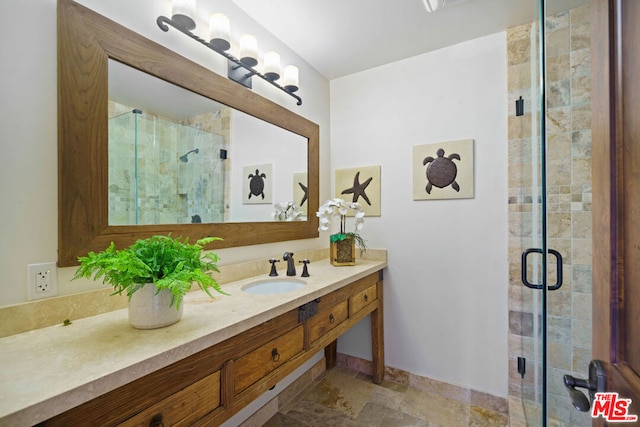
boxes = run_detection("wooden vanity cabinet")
[41,270,383,427]
[307,295,349,343]
[40,342,225,426]
[120,372,221,427]
[234,325,305,394]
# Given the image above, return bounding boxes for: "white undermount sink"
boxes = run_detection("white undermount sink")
[241,278,306,295]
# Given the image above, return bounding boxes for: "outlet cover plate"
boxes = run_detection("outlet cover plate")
[27,262,58,300]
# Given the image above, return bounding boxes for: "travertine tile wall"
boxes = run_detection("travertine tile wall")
[507,5,592,426]
[107,102,227,225]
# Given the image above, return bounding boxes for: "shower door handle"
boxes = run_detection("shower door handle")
[521,248,563,290]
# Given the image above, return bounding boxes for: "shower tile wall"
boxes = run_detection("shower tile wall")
[181,110,229,223]
[507,5,592,426]
[108,102,228,225]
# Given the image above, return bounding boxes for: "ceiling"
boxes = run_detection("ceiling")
[227,0,589,80]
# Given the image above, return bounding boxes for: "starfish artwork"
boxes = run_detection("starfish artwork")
[341,171,373,205]
[298,182,308,206]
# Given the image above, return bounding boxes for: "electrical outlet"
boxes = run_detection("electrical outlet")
[27,263,58,300]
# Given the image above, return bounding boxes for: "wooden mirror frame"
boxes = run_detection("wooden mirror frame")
[57,0,319,267]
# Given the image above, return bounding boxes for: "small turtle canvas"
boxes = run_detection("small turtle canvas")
[243,163,273,204]
[412,139,474,200]
[335,165,381,216]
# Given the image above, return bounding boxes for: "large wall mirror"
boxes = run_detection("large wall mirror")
[58,0,319,266]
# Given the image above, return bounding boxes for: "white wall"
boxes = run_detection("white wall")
[229,109,307,222]
[0,0,330,306]
[331,32,509,397]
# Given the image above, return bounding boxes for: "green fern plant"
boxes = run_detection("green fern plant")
[73,235,226,309]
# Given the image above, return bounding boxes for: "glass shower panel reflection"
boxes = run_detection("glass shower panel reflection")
[108,111,138,224]
[508,1,593,426]
[108,109,225,225]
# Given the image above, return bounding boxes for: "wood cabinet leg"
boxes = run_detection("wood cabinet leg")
[371,279,385,384]
[325,340,337,370]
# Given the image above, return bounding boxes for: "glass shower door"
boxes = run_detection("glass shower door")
[508,0,593,425]
[108,109,226,225]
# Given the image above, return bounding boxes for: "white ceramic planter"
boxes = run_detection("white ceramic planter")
[128,284,183,329]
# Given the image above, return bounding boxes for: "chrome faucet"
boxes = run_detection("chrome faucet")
[283,252,296,276]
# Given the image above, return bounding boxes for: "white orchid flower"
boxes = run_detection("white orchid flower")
[273,201,302,221]
[316,198,366,232]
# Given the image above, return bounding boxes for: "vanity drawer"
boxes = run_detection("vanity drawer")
[350,283,377,315]
[119,370,220,427]
[234,325,304,394]
[308,299,349,343]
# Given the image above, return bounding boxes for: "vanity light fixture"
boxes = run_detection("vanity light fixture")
[157,4,302,105]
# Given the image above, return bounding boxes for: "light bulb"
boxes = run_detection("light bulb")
[209,13,230,51]
[172,0,196,30]
[263,52,281,81]
[239,35,258,67]
[282,65,299,92]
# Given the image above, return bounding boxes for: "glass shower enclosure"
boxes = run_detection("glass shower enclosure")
[108,108,226,225]
[508,0,593,425]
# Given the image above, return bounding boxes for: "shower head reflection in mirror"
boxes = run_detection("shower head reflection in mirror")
[179,148,199,163]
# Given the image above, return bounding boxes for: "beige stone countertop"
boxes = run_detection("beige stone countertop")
[0,257,386,426]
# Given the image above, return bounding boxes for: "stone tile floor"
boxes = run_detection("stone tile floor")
[263,367,509,426]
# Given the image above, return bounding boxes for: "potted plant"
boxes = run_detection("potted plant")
[73,235,226,329]
[316,198,366,266]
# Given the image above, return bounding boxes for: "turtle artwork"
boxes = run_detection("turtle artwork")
[248,169,267,199]
[423,148,461,194]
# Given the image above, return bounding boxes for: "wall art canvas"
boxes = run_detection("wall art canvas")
[293,172,308,216]
[335,165,381,216]
[412,139,474,200]
[243,163,273,204]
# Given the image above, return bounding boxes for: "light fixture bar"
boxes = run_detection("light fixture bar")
[157,15,302,106]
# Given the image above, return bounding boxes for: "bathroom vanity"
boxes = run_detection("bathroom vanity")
[0,256,385,426]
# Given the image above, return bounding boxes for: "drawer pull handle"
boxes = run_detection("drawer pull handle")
[271,348,281,362]
[329,313,335,324]
[149,414,164,427]
[364,294,369,302]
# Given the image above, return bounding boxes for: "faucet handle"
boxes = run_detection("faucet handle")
[268,258,280,276]
[299,259,310,277]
